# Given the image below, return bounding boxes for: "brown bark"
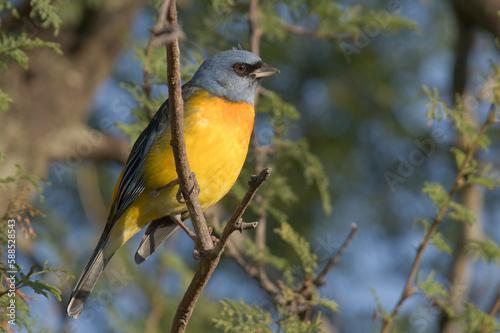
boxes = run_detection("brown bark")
[440,2,492,331]
[0,0,144,209]
[451,0,500,37]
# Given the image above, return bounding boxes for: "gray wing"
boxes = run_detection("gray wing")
[108,100,170,225]
[109,83,201,224]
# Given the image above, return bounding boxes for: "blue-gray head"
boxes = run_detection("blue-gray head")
[190,50,279,105]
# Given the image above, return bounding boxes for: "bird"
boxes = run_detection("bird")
[67,49,279,318]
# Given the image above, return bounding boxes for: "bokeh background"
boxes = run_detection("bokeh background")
[1,0,500,332]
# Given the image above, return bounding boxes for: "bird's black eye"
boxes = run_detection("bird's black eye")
[233,63,247,73]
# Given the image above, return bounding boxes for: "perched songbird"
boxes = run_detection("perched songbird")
[67,50,279,318]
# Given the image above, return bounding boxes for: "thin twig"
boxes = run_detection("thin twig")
[381,104,499,333]
[143,0,171,118]
[224,240,282,302]
[170,169,271,333]
[314,222,358,287]
[285,24,355,41]
[249,0,261,56]
[479,289,500,333]
[488,290,500,317]
[248,0,270,291]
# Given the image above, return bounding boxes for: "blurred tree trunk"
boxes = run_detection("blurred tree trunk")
[440,1,499,331]
[0,0,142,211]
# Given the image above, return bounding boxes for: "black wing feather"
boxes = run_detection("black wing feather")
[108,100,169,224]
[107,82,200,225]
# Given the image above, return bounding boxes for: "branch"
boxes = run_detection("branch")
[381,104,499,333]
[314,222,358,287]
[165,0,213,254]
[216,169,271,251]
[170,169,271,333]
[285,25,355,41]
[488,289,500,317]
[440,18,482,332]
[249,0,262,56]
[248,0,273,293]
[224,240,282,302]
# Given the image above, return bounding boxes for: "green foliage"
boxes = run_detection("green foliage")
[0,0,19,23]
[385,80,500,330]
[245,239,288,270]
[417,271,454,317]
[0,88,14,112]
[257,90,300,137]
[413,218,430,233]
[274,222,318,278]
[431,232,452,254]
[466,163,500,190]
[213,299,274,333]
[0,151,64,332]
[0,262,72,330]
[417,271,448,300]
[369,287,390,322]
[0,33,61,70]
[0,0,62,115]
[422,85,451,122]
[277,311,324,333]
[29,0,63,35]
[275,139,332,216]
[421,181,449,209]
[456,302,500,333]
[214,298,326,333]
[467,238,500,265]
[0,163,48,198]
[448,201,476,225]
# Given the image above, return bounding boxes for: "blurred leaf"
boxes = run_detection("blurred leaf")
[467,238,500,265]
[0,33,61,69]
[448,201,477,226]
[213,299,273,333]
[422,182,449,209]
[0,88,13,112]
[274,222,318,278]
[432,232,452,254]
[29,0,63,35]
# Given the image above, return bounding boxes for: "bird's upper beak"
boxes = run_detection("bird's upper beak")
[252,63,280,78]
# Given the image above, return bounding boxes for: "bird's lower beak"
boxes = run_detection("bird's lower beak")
[252,63,280,78]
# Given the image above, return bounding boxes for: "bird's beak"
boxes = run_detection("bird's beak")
[252,63,280,78]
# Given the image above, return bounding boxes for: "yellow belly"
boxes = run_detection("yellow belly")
[106,90,254,252]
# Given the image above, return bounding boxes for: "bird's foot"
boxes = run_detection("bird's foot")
[175,172,200,204]
[171,214,197,241]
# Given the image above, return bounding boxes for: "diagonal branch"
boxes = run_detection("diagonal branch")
[314,222,358,287]
[381,104,499,333]
[170,169,271,333]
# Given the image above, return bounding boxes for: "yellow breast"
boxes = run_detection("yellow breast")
[143,89,255,217]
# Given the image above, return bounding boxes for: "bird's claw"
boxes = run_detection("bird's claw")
[176,172,200,204]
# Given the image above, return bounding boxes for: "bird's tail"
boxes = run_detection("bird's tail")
[66,232,113,319]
